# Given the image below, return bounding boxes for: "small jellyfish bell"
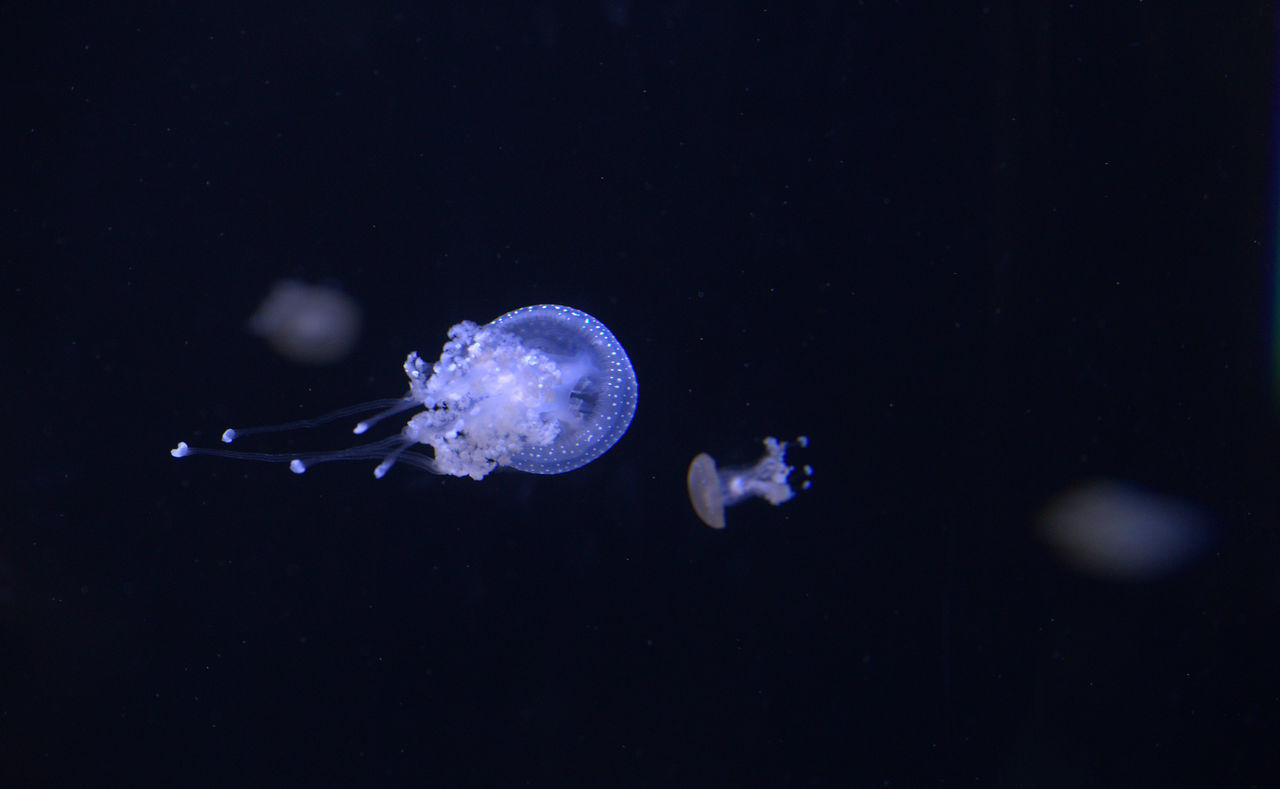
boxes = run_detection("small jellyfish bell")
[171,304,638,481]
[687,437,812,529]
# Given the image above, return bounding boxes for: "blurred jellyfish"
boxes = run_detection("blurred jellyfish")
[249,280,363,365]
[1039,480,1214,579]
[172,304,638,481]
[687,437,812,529]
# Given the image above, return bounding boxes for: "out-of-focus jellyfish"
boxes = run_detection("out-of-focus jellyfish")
[1038,480,1214,579]
[687,437,812,529]
[248,280,363,365]
[172,304,638,481]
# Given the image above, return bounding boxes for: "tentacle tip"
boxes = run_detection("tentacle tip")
[171,442,191,458]
[353,422,370,435]
[221,429,238,444]
[289,459,307,474]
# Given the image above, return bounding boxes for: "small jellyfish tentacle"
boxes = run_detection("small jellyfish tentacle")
[722,436,796,507]
[172,435,421,475]
[373,438,416,479]
[221,397,413,444]
[353,396,421,435]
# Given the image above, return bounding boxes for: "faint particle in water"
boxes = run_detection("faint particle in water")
[248,279,363,365]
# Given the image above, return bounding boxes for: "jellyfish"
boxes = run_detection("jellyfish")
[171,304,638,481]
[687,437,812,529]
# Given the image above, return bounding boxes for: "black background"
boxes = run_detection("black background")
[5,1,1278,786]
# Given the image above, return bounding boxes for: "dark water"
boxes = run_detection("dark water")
[5,2,1276,786]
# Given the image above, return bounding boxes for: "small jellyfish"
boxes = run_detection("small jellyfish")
[172,304,638,481]
[248,280,363,365]
[687,436,812,529]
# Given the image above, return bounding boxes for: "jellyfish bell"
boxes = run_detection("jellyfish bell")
[687,437,811,529]
[687,453,728,529]
[171,304,638,481]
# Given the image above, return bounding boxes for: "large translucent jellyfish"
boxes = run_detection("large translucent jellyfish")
[687,437,812,529]
[171,304,638,481]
